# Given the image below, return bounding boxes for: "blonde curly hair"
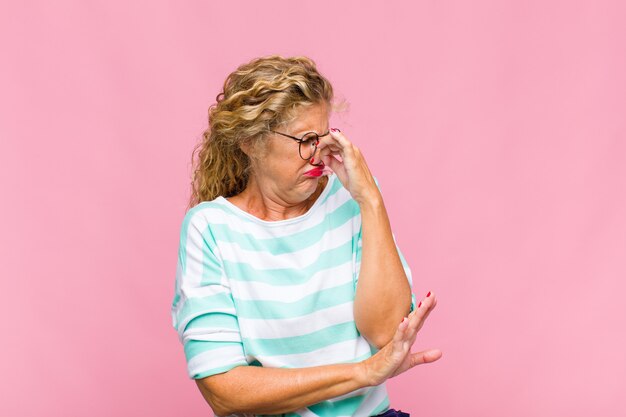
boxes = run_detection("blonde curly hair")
[186,54,347,211]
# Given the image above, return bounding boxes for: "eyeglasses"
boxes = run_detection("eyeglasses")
[269,129,330,161]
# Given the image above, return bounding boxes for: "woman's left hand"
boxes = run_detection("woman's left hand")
[317,128,380,205]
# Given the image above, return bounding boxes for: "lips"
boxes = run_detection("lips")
[303,166,324,177]
[304,164,333,177]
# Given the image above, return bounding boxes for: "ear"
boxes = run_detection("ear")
[239,140,252,156]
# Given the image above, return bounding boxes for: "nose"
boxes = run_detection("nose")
[310,143,325,165]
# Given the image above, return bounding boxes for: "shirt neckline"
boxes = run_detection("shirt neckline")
[216,173,336,226]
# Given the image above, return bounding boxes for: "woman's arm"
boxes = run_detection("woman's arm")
[196,292,441,417]
[317,129,414,350]
[196,361,369,416]
[353,193,414,349]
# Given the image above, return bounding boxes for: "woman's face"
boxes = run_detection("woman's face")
[249,101,331,204]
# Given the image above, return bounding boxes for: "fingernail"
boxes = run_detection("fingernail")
[418,301,422,308]
[426,291,431,297]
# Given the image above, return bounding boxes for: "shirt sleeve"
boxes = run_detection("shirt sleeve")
[171,209,249,380]
[353,176,417,313]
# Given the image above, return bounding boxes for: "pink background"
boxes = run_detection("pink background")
[1,1,625,416]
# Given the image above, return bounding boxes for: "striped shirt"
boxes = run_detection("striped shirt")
[171,172,417,417]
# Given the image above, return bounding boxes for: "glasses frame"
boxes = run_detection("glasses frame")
[269,129,330,162]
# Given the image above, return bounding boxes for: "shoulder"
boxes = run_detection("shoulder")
[180,200,232,233]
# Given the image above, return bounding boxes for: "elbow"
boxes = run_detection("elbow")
[362,328,394,351]
[356,318,395,351]
[360,310,409,350]
[195,374,237,416]
[368,334,391,351]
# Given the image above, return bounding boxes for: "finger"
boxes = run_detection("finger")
[417,292,437,315]
[416,294,437,317]
[407,294,437,335]
[318,145,343,158]
[325,130,358,158]
[320,154,343,173]
[318,147,344,159]
[317,134,342,148]
[392,317,410,352]
[316,141,342,161]
[410,349,443,366]
[401,317,414,351]
[394,317,409,339]
[317,146,345,163]
[420,297,437,323]
[406,311,427,343]
[417,298,437,332]
[328,128,353,149]
[316,139,343,153]
[410,293,434,323]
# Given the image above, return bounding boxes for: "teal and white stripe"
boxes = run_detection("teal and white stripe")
[172,173,416,417]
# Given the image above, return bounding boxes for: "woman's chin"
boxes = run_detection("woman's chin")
[298,176,323,195]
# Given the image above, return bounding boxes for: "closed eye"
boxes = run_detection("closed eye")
[299,132,319,142]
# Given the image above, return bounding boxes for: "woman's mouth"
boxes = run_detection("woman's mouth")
[303,165,333,177]
[304,166,324,177]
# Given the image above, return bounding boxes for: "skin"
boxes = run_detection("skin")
[226,102,333,221]
[196,101,442,415]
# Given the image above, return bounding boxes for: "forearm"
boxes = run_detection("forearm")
[354,194,413,349]
[198,362,369,416]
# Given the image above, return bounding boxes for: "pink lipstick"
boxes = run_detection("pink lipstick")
[303,165,333,177]
[303,167,324,177]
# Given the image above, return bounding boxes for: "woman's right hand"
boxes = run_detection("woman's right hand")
[359,292,442,387]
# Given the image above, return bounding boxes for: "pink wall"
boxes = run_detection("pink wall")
[1,1,625,416]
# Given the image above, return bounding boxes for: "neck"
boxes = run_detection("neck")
[230,175,329,222]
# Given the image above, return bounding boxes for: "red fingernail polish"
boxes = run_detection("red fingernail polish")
[418,301,422,308]
[310,157,314,163]
[427,291,431,297]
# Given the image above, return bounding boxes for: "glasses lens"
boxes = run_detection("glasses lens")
[300,132,319,160]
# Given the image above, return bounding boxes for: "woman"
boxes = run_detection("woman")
[171,55,442,417]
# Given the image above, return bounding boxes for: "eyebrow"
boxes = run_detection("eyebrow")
[294,128,329,136]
